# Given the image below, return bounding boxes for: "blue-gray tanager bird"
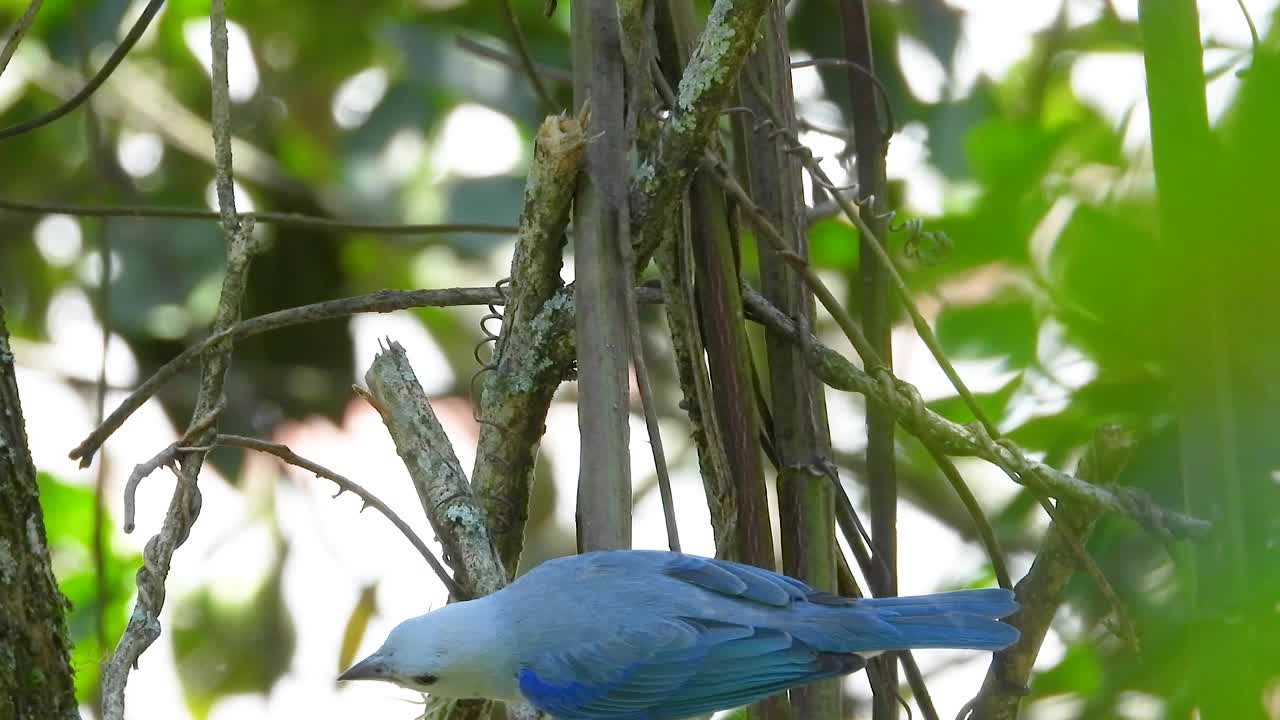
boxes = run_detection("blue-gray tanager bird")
[339,550,1018,719]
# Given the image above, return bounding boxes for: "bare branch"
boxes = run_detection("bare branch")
[0,197,518,235]
[205,434,462,598]
[363,340,507,599]
[629,0,777,266]
[68,286,635,466]
[499,0,558,112]
[740,287,1212,540]
[0,0,162,141]
[100,5,254,716]
[655,208,736,554]
[121,400,223,533]
[966,427,1135,720]
[474,110,586,573]
[0,0,43,81]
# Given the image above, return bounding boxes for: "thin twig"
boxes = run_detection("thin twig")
[498,0,558,112]
[739,286,1211,540]
[204,434,463,598]
[610,43,678,552]
[69,285,660,467]
[619,240,680,553]
[899,653,940,720]
[743,72,1001,440]
[632,326,681,552]
[0,197,517,236]
[789,57,895,135]
[100,5,252,716]
[918,435,1012,590]
[121,399,223,533]
[455,36,573,85]
[0,0,163,141]
[0,0,44,81]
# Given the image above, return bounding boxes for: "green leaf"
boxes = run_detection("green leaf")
[809,219,860,270]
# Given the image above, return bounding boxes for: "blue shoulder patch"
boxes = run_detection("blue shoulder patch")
[518,667,653,720]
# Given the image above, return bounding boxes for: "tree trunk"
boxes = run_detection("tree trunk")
[0,293,80,720]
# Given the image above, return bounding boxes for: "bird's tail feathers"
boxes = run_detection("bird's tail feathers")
[840,588,1020,652]
[860,588,1018,618]
[871,611,1019,651]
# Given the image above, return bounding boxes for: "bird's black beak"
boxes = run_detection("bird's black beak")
[338,653,386,682]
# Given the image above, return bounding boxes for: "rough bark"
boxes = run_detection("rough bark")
[0,295,80,720]
[740,3,840,717]
[572,0,633,553]
[474,112,585,576]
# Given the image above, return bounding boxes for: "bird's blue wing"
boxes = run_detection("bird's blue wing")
[517,618,709,720]
[654,620,863,719]
[661,553,815,607]
[517,617,861,720]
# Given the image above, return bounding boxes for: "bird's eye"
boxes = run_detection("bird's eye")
[413,674,438,686]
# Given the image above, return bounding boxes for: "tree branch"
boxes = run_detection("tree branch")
[0,0,43,81]
[965,426,1134,720]
[68,280,1207,551]
[740,287,1211,541]
[0,197,517,235]
[363,341,510,720]
[0,0,161,141]
[363,341,507,599]
[572,0,633,553]
[652,0,737,561]
[630,0,775,266]
[0,292,79,719]
[68,286,630,466]
[475,111,585,575]
[203,434,462,599]
[100,3,253,714]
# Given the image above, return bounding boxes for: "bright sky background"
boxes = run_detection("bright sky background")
[17,1,1276,719]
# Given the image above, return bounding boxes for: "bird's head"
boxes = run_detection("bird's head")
[337,600,514,700]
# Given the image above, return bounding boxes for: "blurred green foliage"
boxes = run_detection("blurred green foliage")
[6,0,1276,717]
[37,472,139,705]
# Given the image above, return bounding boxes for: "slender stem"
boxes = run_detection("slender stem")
[100,3,251,715]
[209,435,463,598]
[918,436,1012,590]
[631,323,682,552]
[737,6,836,716]
[0,0,44,81]
[499,0,558,112]
[455,36,573,84]
[0,0,164,141]
[68,285,661,466]
[0,198,517,235]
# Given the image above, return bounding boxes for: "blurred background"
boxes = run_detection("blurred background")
[3,0,1277,718]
